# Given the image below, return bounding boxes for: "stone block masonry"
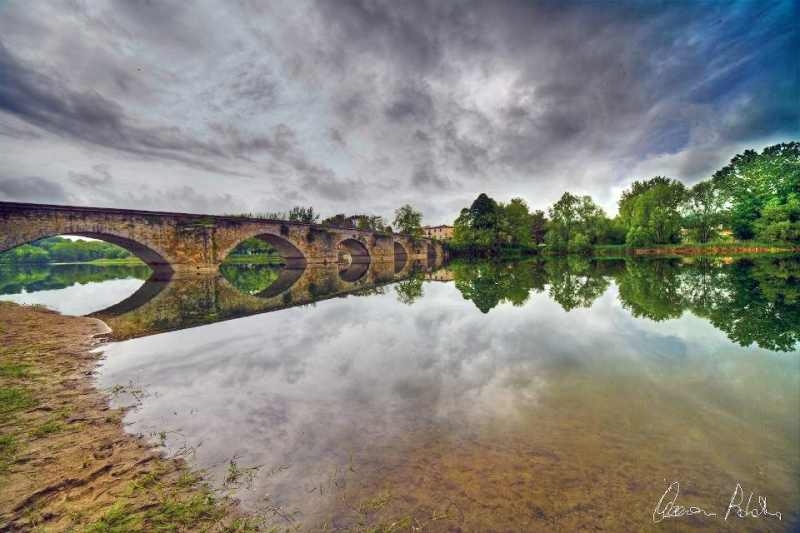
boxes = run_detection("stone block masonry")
[0,202,447,272]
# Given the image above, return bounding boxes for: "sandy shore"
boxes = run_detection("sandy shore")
[0,302,253,532]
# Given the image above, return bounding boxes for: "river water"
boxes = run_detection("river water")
[1,256,798,531]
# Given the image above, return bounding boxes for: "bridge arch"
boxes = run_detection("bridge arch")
[338,238,371,264]
[221,231,307,268]
[0,230,172,271]
[393,242,408,273]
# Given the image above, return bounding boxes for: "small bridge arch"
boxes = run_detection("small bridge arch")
[219,229,308,268]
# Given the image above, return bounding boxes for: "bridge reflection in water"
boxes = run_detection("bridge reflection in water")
[91,256,443,341]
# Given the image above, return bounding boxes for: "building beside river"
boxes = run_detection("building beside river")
[423,225,454,240]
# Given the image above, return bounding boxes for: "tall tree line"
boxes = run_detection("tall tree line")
[451,142,799,255]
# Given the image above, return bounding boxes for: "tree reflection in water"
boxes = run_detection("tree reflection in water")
[449,256,798,352]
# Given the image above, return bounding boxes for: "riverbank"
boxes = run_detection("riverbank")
[3,258,146,267]
[449,242,800,259]
[0,302,260,532]
[590,242,800,256]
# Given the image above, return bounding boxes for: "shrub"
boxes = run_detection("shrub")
[567,233,592,255]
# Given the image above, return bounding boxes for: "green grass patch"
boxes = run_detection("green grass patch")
[591,240,798,252]
[83,504,141,533]
[31,420,65,438]
[0,432,19,476]
[221,253,286,265]
[87,258,145,265]
[0,387,37,414]
[150,491,226,529]
[0,362,36,379]
[357,486,393,513]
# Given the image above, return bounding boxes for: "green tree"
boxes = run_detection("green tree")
[450,194,503,254]
[546,192,607,249]
[468,193,499,230]
[393,204,424,235]
[713,142,800,241]
[682,180,724,243]
[547,192,581,248]
[354,215,388,231]
[227,237,276,255]
[504,197,533,247]
[287,206,319,224]
[619,177,686,245]
[321,213,355,228]
[618,176,673,228]
[530,210,548,245]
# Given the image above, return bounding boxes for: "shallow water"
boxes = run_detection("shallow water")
[2,257,798,531]
[0,264,149,315]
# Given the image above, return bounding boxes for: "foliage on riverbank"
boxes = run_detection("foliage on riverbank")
[221,252,285,265]
[449,142,799,257]
[0,236,138,264]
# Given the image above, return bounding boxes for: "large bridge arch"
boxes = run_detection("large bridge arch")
[0,228,172,271]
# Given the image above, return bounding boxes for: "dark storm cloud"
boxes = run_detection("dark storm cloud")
[300,171,362,201]
[410,161,452,191]
[0,176,72,204]
[384,83,435,123]
[0,42,227,170]
[68,164,114,188]
[328,128,347,148]
[0,41,342,185]
[298,0,797,197]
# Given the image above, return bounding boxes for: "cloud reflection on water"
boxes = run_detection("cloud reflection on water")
[96,273,799,528]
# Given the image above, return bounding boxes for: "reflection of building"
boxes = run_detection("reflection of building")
[424,225,454,239]
[426,269,454,282]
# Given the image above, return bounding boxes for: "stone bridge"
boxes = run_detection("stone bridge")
[0,202,447,272]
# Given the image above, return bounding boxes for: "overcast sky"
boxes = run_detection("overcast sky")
[0,0,797,224]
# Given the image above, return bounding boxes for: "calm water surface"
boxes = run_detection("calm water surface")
[0,264,149,314]
[1,257,798,531]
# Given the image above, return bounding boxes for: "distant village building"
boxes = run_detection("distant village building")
[423,224,454,240]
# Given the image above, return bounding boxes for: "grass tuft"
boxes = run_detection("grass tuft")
[31,420,65,438]
[0,387,37,414]
[0,362,36,379]
[82,504,141,533]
